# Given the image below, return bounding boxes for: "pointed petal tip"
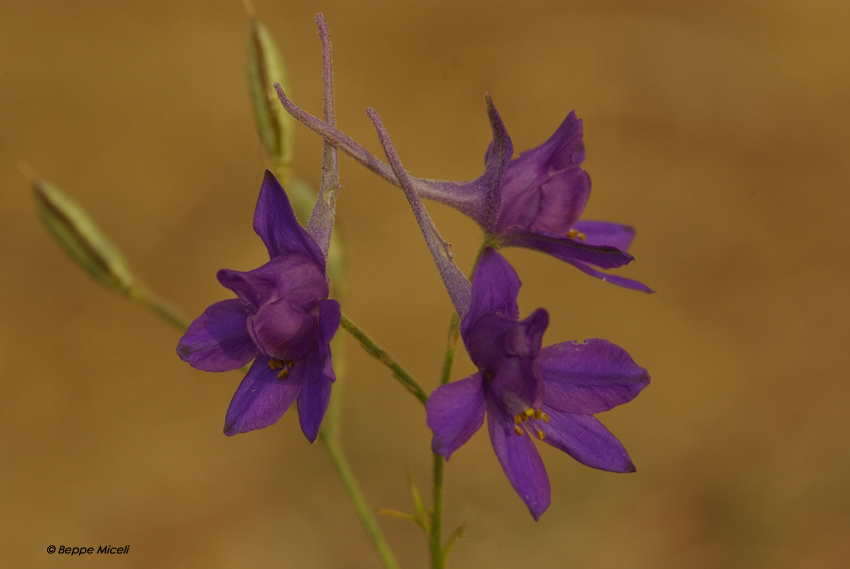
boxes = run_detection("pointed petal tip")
[529,502,548,521]
[303,427,320,444]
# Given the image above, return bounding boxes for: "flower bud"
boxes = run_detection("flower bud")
[27,166,135,294]
[246,6,294,179]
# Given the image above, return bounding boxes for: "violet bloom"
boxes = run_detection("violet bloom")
[276,89,650,292]
[426,248,649,519]
[177,171,341,440]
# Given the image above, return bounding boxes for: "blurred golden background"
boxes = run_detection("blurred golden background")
[2,1,849,567]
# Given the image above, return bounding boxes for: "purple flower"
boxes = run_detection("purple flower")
[276,88,650,292]
[177,171,341,440]
[426,248,649,519]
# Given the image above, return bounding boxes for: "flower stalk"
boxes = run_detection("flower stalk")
[340,314,427,405]
[319,432,401,569]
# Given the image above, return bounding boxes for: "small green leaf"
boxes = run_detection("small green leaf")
[441,521,468,565]
[406,466,431,533]
[375,508,421,526]
[27,165,134,294]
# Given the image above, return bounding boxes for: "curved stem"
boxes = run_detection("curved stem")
[319,431,401,569]
[340,313,428,405]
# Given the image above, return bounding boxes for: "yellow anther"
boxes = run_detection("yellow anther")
[513,414,523,425]
[531,409,550,423]
[566,229,586,241]
[513,425,524,436]
[277,368,290,380]
[523,409,535,418]
[536,429,545,441]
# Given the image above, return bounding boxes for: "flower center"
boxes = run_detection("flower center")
[268,358,295,379]
[512,407,549,440]
[566,228,586,241]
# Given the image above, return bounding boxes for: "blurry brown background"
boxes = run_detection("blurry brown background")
[2,1,849,568]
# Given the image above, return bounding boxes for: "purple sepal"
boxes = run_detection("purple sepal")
[427,372,488,460]
[254,170,326,269]
[488,401,551,521]
[295,343,332,443]
[461,248,521,340]
[296,299,340,442]
[176,299,256,372]
[538,339,650,415]
[224,358,303,436]
[539,407,636,473]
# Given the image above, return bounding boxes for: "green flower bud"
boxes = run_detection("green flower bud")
[246,4,294,182]
[26,165,135,294]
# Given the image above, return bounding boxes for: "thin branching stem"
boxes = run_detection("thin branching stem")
[340,313,428,405]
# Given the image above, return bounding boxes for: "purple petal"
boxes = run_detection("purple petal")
[487,400,551,520]
[305,14,339,259]
[565,259,654,293]
[247,297,317,361]
[426,372,488,460]
[177,299,257,372]
[574,221,636,252]
[486,309,548,415]
[538,406,636,473]
[254,170,325,268]
[295,343,333,443]
[497,168,591,236]
[508,111,586,175]
[539,339,650,414]
[367,107,471,318]
[497,111,590,235]
[461,248,521,341]
[501,229,634,270]
[224,358,302,436]
[217,253,328,311]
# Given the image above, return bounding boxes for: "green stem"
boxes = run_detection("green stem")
[430,452,445,569]
[319,432,401,569]
[128,283,188,332]
[340,313,428,405]
[438,313,461,387]
[430,238,490,568]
